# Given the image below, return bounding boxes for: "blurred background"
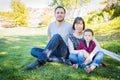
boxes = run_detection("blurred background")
[0,0,120,28]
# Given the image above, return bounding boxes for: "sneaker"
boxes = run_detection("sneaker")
[25,60,41,70]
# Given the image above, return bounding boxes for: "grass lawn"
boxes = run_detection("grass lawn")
[0,35,120,80]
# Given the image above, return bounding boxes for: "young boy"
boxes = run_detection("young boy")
[73,29,97,73]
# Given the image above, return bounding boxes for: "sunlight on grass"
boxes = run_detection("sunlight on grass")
[100,40,120,54]
[0,15,120,79]
[0,52,7,55]
[11,46,21,49]
[0,35,120,80]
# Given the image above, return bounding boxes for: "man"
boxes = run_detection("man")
[25,6,73,70]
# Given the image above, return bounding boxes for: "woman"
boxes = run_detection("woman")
[68,17,104,73]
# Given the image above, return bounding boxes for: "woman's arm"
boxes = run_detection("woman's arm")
[68,38,83,54]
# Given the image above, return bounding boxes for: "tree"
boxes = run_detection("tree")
[49,0,90,18]
[11,0,29,26]
[49,0,90,8]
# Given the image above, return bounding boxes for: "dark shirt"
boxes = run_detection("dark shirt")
[77,40,96,53]
[69,34,84,50]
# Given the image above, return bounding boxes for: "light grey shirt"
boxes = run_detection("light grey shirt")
[48,21,73,46]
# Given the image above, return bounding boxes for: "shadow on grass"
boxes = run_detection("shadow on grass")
[0,35,120,80]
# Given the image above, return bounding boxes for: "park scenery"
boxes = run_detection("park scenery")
[0,0,120,80]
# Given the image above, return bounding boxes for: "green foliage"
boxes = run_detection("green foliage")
[11,0,29,26]
[93,16,120,42]
[0,0,29,26]
[85,3,120,25]
[112,4,120,18]
[100,40,120,55]
[49,0,90,8]
[40,15,52,26]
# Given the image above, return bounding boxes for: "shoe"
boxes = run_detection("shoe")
[25,60,41,70]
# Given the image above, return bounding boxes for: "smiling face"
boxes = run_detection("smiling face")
[84,31,93,43]
[74,20,84,33]
[54,8,66,22]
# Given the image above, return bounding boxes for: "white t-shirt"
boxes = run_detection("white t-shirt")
[48,21,73,46]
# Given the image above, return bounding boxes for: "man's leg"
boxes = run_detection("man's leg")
[31,47,44,58]
[38,34,68,62]
[26,34,68,69]
[25,48,44,70]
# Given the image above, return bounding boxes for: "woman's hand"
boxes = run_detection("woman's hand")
[84,55,93,65]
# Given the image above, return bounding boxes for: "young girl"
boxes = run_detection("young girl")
[68,17,104,73]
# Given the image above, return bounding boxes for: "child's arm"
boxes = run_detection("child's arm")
[92,38,101,54]
[84,54,93,65]
[82,50,90,59]
[84,38,101,64]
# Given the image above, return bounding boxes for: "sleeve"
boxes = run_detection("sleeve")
[47,24,51,37]
[92,37,101,54]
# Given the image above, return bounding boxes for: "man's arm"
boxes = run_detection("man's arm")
[47,23,51,41]
[48,36,51,41]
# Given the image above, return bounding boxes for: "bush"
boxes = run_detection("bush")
[40,15,52,26]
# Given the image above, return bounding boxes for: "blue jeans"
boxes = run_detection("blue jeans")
[31,34,69,64]
[69,51,104,68]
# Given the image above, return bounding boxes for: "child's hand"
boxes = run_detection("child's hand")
[83,50,89,59]
[84,52,89,59]
[84,56,92,65]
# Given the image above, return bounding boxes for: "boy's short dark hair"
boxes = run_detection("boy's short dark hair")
[84,29,94,36]
[55,6,66,13]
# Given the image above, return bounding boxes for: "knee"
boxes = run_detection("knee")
[69,54,74,60]
[97,51,104,56]
[53,34,61,39]
[30,47,36,56]
[69,54,72,59]
[78,52,84,57]
[96,51,104,59]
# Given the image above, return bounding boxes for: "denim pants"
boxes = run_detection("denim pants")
[30,34,69,64]
[69,51,104,68]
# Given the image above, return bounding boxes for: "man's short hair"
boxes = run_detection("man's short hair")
[55,6,66,13]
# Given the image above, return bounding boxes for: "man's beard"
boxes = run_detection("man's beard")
[57,18,64,22]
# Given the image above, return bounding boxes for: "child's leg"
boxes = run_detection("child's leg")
[77,52,86,68]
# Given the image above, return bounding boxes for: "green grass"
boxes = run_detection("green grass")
[93,17,120,41]
[0,35,120,80]
[0,15,120,80]
[100,40,120,55]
